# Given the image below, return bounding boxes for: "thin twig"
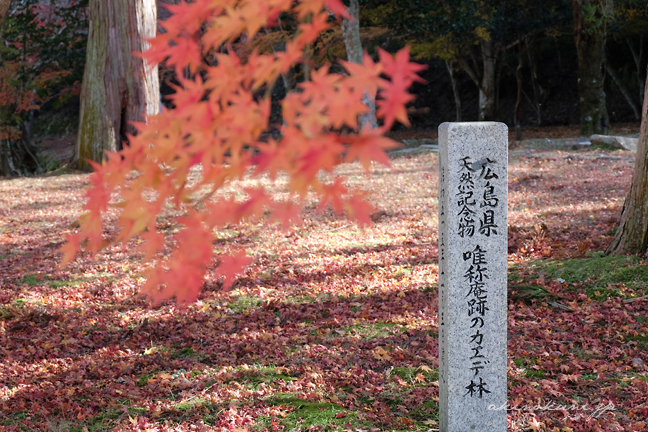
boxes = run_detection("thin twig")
[623,295,648,304]
[323,223,352,233]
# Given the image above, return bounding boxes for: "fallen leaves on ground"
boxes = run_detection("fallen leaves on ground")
[1,145,647,431]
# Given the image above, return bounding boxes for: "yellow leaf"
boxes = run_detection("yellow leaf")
[144,346,158,355]
[129,415,138,425]
[418,365,433,373]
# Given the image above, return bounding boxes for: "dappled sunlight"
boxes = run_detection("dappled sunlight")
[2,147,647,430]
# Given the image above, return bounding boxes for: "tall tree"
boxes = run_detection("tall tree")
[572,0,612,135]
[362,0,569,122]
[606,67,648,255]
[341,0,377,128]
[73,0,159,171]
[0,0,9,21]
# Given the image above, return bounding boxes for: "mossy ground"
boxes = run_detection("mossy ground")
[509,252,648,301]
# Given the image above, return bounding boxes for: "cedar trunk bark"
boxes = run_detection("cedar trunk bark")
[0,0,9,20]
[606,67,648,255]
[74,0,159,171]
[572,0,610,136]
[341,0,377,129]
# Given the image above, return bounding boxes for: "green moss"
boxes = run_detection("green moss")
[512,254,648,300]
[13,298,30,307]
[20,273,81,289]
[48,279,81,289]
[627,334,648,348]
[339,322,402,339]
[525,369,546,379]
[259,394,374,431]
[513,357,546,378]
[137,374,152,387]
[284,293,330,305]
[170,346,203,359]
[227,366,296,390]
[409,400,438,423]
[21,274,41,286]
[391,366,438,384]
[227,295,263,314]
[514,357,531,368]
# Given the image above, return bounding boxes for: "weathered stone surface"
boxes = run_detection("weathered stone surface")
[590,134,638,152]
[438,122,508,432]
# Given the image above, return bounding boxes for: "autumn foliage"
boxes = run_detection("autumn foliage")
[62,0,425,305]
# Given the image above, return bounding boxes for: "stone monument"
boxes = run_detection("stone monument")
[438,122,508,431]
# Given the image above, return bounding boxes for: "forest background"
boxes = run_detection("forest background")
[0,0,646,175]
[1,1,648,432]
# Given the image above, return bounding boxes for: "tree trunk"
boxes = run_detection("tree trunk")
[526,45,545,125]
[514,39,524,141]
[0,0,9,21]
[606,66,648,255]
[446,61,462,122]
[572,0,611,136]
[74,0,159,171]
[478,39,499,121]
[341,0,377,129]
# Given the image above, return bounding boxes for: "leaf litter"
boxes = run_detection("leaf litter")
[1,147,647,431]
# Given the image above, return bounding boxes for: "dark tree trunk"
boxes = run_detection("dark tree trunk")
[526,45,545,125]
[74,0,159,171]
[514,39,524,141]
[572,0,611,136]
[446,61,462,122]
[606,66,648,255]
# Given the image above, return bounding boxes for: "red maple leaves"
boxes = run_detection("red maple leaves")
[62,0,424,305]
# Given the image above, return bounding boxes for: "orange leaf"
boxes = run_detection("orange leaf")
[345,193,374,227]
[216,250,253,290]
[59,233,81,267]
[344,126,400,170]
